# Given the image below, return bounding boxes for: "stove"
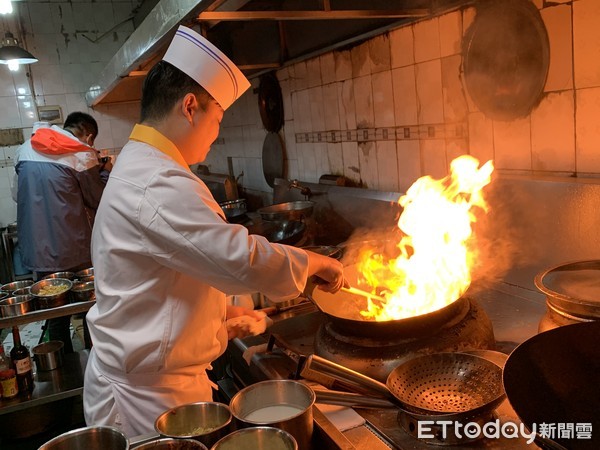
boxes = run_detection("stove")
[223,290,544,450]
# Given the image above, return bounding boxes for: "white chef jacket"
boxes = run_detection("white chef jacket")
[84,124,309,437]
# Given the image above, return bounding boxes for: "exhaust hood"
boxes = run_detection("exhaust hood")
[86,0,468,106]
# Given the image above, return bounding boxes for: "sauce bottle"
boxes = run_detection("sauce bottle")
[0,343,18,398]
[10,326,34,394]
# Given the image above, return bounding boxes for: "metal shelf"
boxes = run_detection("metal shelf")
[0,350,89,415]
[0,302,95,416]
[0,301,95,328]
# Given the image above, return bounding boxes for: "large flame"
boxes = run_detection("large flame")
[356,155,494,321]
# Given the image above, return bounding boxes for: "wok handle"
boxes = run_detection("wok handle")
[302,354,393,400]
[313,389,396,409]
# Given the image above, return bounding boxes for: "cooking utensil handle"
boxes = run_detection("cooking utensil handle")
[313,389,396,409]
[302,354,393,399]
[340,286,386,304]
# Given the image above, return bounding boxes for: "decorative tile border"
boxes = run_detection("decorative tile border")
[295,122,468,144]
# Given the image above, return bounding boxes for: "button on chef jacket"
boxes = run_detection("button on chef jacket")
[84,125,309,437]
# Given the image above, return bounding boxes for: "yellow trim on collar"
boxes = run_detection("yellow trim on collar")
[129,124,190,172]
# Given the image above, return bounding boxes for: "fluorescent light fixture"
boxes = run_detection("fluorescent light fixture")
[0,32,38,68]
[0,0,12,15]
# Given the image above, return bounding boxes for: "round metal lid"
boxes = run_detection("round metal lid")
[535,260,600,318]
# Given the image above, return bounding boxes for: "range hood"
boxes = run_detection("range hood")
[85,0,468,106]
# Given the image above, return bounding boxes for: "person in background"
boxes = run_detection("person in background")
[15,112,112,352]
[83,25,345,438]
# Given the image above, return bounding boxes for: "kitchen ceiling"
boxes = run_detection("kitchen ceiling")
[85,0,471,106]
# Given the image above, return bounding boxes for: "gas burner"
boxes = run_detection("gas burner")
[315,297,496,381]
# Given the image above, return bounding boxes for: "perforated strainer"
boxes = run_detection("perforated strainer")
[387,352,505,416]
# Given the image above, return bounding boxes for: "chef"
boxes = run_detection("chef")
[83,25,346,437]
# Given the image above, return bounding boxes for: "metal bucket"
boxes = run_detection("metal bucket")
[229,380,314,450]
[32,340,65,371]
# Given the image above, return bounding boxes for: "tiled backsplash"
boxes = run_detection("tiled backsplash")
[2,0,600,226]
[210,0,600,198]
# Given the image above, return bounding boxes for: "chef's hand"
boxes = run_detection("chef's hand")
[305,251,348,294]
[226,304,267,340]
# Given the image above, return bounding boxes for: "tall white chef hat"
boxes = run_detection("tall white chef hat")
[163,25,250,110]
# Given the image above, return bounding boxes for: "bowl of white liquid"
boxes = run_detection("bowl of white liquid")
[229,380,315,450]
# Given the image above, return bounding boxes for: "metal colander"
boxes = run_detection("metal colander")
[387,352,505,415]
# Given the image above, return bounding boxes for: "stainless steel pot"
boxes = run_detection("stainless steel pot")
[75,267,94,280]
[229,380,314,450]
[30,278,73,309]
[133,438,207,450]
[71,280,96,302]
[154,402,233,448]
[0,294,35,317]
[38,426,129,450]
[211,426,297,450]
[535,260,600,331]
[43,271,75,280]
[32,340,64,371]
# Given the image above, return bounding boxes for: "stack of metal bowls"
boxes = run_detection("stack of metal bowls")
[0,280,35,317]
[0,279,34,295]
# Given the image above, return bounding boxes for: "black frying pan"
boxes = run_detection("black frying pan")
[503,321,600,450]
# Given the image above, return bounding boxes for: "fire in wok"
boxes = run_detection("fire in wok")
[344,155,494,322]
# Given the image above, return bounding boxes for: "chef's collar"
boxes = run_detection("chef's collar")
[129,124,190,172]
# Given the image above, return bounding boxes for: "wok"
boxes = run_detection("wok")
[247,220,306,246]
[503,321,600,450]
[304,264,469,339]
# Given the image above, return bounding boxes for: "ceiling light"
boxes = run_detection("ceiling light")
[0,0,12,15]
[0,32,38,69]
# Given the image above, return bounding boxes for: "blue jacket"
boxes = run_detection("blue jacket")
[15,126,108,273]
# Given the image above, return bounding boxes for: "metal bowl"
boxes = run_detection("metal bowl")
[211,426,298,450]
[219,199,247,223]
[134,438,207,450]
[12,287,31,296]
[71,281,96,302]
[0,294,35,318]
[43,271,75,280]
[75,267,94,280]
[38,426,129,450]
[0,280,33,294]
[257,201,314,222]
[155,402,233,448]
[30,278,73,309]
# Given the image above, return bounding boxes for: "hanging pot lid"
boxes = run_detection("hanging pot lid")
[462,0,549,121]
[258,72,284,133]
[262,132,284,188]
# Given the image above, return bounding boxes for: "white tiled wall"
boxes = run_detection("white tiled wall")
[209,0,600,197]
[0,0,140,226]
